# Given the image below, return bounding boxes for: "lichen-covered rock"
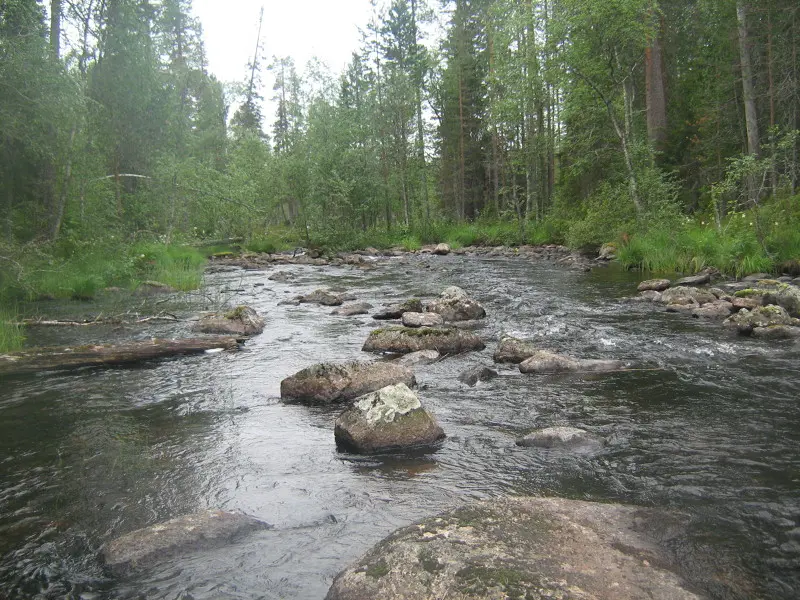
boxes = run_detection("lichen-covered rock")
[402,312,444,328]
[334,384,445,453]
[332,303,374,317]
[734,282,800,317]
[732,296,763,311]
[363,327,485,355]
[751,325,800,340]
[660,286,716,306]
[102,510,269,577]
[373,299,424,320]
[492,336,538,364]
[281,361,416,405]
[193,306,265,336]
[638,278,671,292]
[637,290,663,302]
[458,366,498,387]
[325,497,702,600]
[433,243,451,256]
[724,305,800,335]
[519,350,624,374]
[516,426,602,452]
[426,286,486,322]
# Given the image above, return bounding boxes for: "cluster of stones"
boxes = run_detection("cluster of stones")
[635,270,800,339]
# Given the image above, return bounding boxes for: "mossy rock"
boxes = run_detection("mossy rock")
[362,326,485,355]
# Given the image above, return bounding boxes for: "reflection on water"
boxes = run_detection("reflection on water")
[1,255,799,599]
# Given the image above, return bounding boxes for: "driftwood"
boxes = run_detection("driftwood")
[19,313,179,327]
[0,337,240,376]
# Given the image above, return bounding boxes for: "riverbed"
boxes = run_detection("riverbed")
[1,252,798,599]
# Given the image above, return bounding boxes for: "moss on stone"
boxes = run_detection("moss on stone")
[365,559,390,579]
[418,548,444,573]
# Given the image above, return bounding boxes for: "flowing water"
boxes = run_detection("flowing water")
[1,253,799,599]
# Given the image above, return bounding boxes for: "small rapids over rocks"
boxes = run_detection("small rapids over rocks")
[1,251,799,599]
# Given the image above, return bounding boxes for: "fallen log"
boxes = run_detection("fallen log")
[0,337,240,376]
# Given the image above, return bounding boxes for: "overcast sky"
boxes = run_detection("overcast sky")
[193,0,373,86]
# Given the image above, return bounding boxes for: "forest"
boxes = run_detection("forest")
[1,0,798,318]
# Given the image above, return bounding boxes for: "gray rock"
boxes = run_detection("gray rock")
[691,300,733,319]
[402,312,444,328]
[298,289,343,306]
[326,497,702,600]
[724,305,800,335]
[742,272,771,282]
[426,286,486,322]
[598,243,617,260]
[102,510,269,577]
[433,243,451,256]
[373,299,424,320]
[674,272,711,286]
[334,384,445,453]
[281,361,416,405]
[519,350,625,374]
[458,366,499,387]
[332,303,374,317]
[493,336,537,364]
[638,278,671,292]
[516,426,602,451]
[396,350,440,366]
[660,286,716,306]
[666,303,698,314]
[732,296,763,311]
[193,306,265,336]
[363,327,485,356]
[268,271,295,282]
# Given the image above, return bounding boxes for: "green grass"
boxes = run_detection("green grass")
[0,307,24,352]
[133,243,206,291]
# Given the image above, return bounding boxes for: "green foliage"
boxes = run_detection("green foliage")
[564,181,636,250]
[0,307,24,353]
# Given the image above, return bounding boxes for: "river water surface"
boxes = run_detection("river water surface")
[1,253,799,599]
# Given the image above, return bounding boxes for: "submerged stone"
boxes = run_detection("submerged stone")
[102,510,269,577]
[519,350,624,374]
[458,366,498,387]
[516,426,602,452]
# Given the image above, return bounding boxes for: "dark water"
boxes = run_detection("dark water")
[1,254,799,599]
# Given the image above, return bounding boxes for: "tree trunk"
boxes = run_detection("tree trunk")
[50,0,61,58]
[737,1,760,158]
[0,337,241,377]
[645,7,667,152]
[50,125,77,241]
[458,72,466,221]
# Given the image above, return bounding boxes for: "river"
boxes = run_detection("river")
[1,252,798,599]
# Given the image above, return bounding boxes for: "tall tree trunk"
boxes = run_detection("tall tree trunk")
[50,0,61,58]
[410,0,430,224]
[767,11,778,194]
[458,72,466,221]
[50,125,77,241]
[3,138,13,242]
[737,1,760,158]
[645,6,667,152]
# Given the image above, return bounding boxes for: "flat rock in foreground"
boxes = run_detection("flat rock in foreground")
[102,510,269,577]
[362,327,485,356]
[280,361,416,405]
[326,497,701,600]
[334,383,445,453]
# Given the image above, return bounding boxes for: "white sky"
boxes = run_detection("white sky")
[193,0,373,86]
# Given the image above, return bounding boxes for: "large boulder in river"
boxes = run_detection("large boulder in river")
[433,243,451,256]
[334,384,445,453]
[425,286,486,322]
[362,327,485,355]
[325,497,701,600]
[298,289,343,306]
[102,510,269,577]
[332,303,373,317]
[660,286,716,306]
[281,361,416,405]
[516,426,602,452]
[519,350,625,374]
[723,305,800,335]
[193,306,265,336]
[493,336,537,364]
